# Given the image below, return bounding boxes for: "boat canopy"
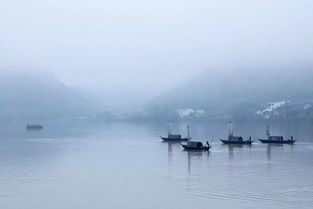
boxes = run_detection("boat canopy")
[186,141,203,148]
[269,136,284,141]
[168,134,182,139]
[228,136,243,142]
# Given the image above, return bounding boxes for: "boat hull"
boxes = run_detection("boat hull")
[259,139,296,144]
[161,137,190,142]
[220,139,253,145]
[26,124,43,130]
[181,144,210,151]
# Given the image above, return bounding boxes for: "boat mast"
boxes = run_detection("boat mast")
[167,122,172,136]
[228,122,233,137]
[266,120,271,137]
[187,125,191,139]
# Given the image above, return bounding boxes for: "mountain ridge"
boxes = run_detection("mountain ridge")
[0,68,101,120]
[147,64,313,119]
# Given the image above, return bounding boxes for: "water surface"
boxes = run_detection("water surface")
[0,120,312,209]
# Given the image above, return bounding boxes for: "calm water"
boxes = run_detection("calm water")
[0,120,313,209]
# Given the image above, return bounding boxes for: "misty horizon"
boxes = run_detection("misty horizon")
[1,0,313,113]
[1,1,313,209]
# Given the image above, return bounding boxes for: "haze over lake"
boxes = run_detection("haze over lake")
[0,120,312,209]
[1,0,313,208]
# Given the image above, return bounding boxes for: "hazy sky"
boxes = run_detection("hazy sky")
[1,0,313,107]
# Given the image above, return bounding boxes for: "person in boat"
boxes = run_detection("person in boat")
[206,141,209,147]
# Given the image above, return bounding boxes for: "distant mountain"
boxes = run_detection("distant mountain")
[0,68,101,120]
[149,65,313,119]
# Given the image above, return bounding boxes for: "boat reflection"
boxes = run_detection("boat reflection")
[225,144,252,160]
[266,144,284,161]
[185,150,210,175]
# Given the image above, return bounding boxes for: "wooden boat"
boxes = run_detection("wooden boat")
[259,136,296,144]
[220,122,253,144]
[181,141,211,151]
[161,135,190,142]
[160,124,191,142]
[26,124,43,130]
[220,136,253,145]
[258,122,296,144]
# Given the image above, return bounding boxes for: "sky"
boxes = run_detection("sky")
[1,0,313,108]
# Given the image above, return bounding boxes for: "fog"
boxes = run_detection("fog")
[1,0,313,113]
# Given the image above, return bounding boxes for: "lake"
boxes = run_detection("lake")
[0,120,312,209]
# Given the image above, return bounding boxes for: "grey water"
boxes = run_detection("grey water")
[0,120,313,209]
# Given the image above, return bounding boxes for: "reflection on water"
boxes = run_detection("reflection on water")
[186,150,210,176]
[0,120,312,209]
[224,144,252,160]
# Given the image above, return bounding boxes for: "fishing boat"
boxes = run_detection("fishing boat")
[26,124,43,130]
[258,122,296,144]
[220,122,253,144]
[220,137,253,145]
[160,124,191,142]
[181,140,211,151]
[259,136,295,144]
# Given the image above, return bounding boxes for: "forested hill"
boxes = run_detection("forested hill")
[148,65,313,118]
[0,68,100,120]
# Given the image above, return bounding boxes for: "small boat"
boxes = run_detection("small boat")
[26,124,43,130]
[160,124,191,142]
[220,122,253,144]
[161,134,190,142]
[181,140,211,151]
[259,136,296,144]
[258,122,296,144]
[220,136,253,145]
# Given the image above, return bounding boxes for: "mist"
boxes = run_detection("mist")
[1,0,313,115]
[2,2,313,208]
